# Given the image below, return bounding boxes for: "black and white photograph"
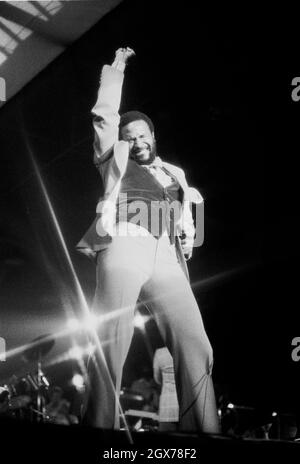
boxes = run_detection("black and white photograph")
[0,1,299,461]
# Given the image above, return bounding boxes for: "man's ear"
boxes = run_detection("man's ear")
[152,131,155,140]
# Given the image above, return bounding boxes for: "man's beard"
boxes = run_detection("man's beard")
[130,140,157,165]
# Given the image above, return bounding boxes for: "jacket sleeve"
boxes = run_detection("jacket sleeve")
[92,65,124,164]
[179,171,204,259]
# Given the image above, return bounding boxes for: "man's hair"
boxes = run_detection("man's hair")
[119,111,154,137]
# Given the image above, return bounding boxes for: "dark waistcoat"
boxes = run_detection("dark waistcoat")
[116,160,183,242]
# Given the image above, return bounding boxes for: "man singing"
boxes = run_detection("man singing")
[77,47,220,434]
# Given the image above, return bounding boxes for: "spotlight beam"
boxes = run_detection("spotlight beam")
[21,132,133,444]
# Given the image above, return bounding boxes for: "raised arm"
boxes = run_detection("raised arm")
[92,47,135,163]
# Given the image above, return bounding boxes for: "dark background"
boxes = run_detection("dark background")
[0,1,299,420]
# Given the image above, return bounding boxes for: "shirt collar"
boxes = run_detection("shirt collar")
[145,156,163,168]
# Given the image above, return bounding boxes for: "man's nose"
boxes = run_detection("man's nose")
[133,138,143,147]
[133,139,144,150]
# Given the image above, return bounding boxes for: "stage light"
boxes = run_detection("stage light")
[66,318,80,331]
[41,374,49,387]
[71,373,85,390]
[218,409,222,417]
[68,343,95,360]
[272,411,277,417]
[23,142,133,443]
[86,343,95,356]
[134,313,146,329]
[227,403,234,409]
[68,346,83,360]
[83,313,99,331]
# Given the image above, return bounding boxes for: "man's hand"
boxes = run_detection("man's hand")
[114,47,136,65]
[180,234,193,260]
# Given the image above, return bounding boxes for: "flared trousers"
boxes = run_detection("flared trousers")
[83,226,220,434]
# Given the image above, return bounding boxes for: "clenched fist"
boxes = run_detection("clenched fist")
[114,47,136,64]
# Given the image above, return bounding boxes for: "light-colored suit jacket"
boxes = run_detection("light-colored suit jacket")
[77,65,203,279]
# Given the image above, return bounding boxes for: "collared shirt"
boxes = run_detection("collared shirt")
[141,156,174,188]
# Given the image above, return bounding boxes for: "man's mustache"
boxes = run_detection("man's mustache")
[131,145,150,154]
